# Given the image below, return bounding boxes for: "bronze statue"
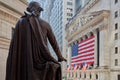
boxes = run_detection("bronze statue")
[6,1,66,80]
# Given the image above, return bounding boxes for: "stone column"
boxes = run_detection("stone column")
[67,44,72,66]
[99,71,109,80]
[91,72,96,80]
[93,30,98,68]
[66,44,72,79]
[99,24,109,68]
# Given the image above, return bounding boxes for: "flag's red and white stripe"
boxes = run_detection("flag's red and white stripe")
[71,36,95,65]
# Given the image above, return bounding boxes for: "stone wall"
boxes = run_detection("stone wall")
[0,0,27,79]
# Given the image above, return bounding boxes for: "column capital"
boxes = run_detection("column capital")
[93,29,98,34]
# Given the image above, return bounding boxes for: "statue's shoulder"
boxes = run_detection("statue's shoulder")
[40,19,51,28]
[20,16,28,22]
[16,16,29,27]
[40,19,49,25]
[15,16,29,29]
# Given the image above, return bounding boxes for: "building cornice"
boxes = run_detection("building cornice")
[82,0,100,13]
[0,9,19,25]
[0,1,23,16]
[66,10,110,43]
[110,69,120,72]
[67,0,100,26]
[19,0,28,5]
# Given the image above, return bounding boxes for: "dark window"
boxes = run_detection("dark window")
[67,8,73,12]
[115,11,118,18]
[67,18,69,21]
[115,33,118,40]
[67,18,71,21]
[67,13,73,16]
[90,32,94,36]
[90,74,92,79]
[80,73,81,78]
[80,38,83,42]
[115,0,118,4]
[115,59,118,66]
[115,23,118,30]
[67,2,72,5]
[96,74,98,79]
[85,35,88,39]
[89,64,93,69]
[84,73,86,78]
[115,47,118,54]
[118,75,120,80]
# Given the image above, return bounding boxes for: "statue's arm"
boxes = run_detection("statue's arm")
[47,24,66,62]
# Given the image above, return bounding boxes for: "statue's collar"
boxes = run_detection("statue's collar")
[24,11,32,16]
[24,11,38,17]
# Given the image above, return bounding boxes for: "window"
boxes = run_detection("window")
[115,33,118,40]
[115,23,118,30]
[85,35,88,39]
[115,0,118,4]
[115,47,118,54]
[67,18,71,21]
[115,11,118,18]
[115,59,118,66]
[80,73,81,78]
[67,2,72,5]
[84,73,86,78]
[67,13,73,16]
[90,32,94,36]
[67,8,73,12]
[80,38,83,42]
[118,75,120,80]
[90,74,92,79]
[96,74,98,79]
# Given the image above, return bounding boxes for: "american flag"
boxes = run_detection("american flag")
[71,36,95,66]
[82,62,87,71]
[73,64,77,72]
[66,65,70,72]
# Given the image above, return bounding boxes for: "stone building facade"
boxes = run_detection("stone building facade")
[0,0,27,80]
[65,0,120,80]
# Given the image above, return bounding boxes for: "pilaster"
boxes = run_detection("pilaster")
[93,30,98,68]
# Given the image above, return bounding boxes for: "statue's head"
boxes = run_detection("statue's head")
[27,1,43,17]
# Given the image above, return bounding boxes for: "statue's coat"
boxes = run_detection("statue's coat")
[6,14,62,80]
